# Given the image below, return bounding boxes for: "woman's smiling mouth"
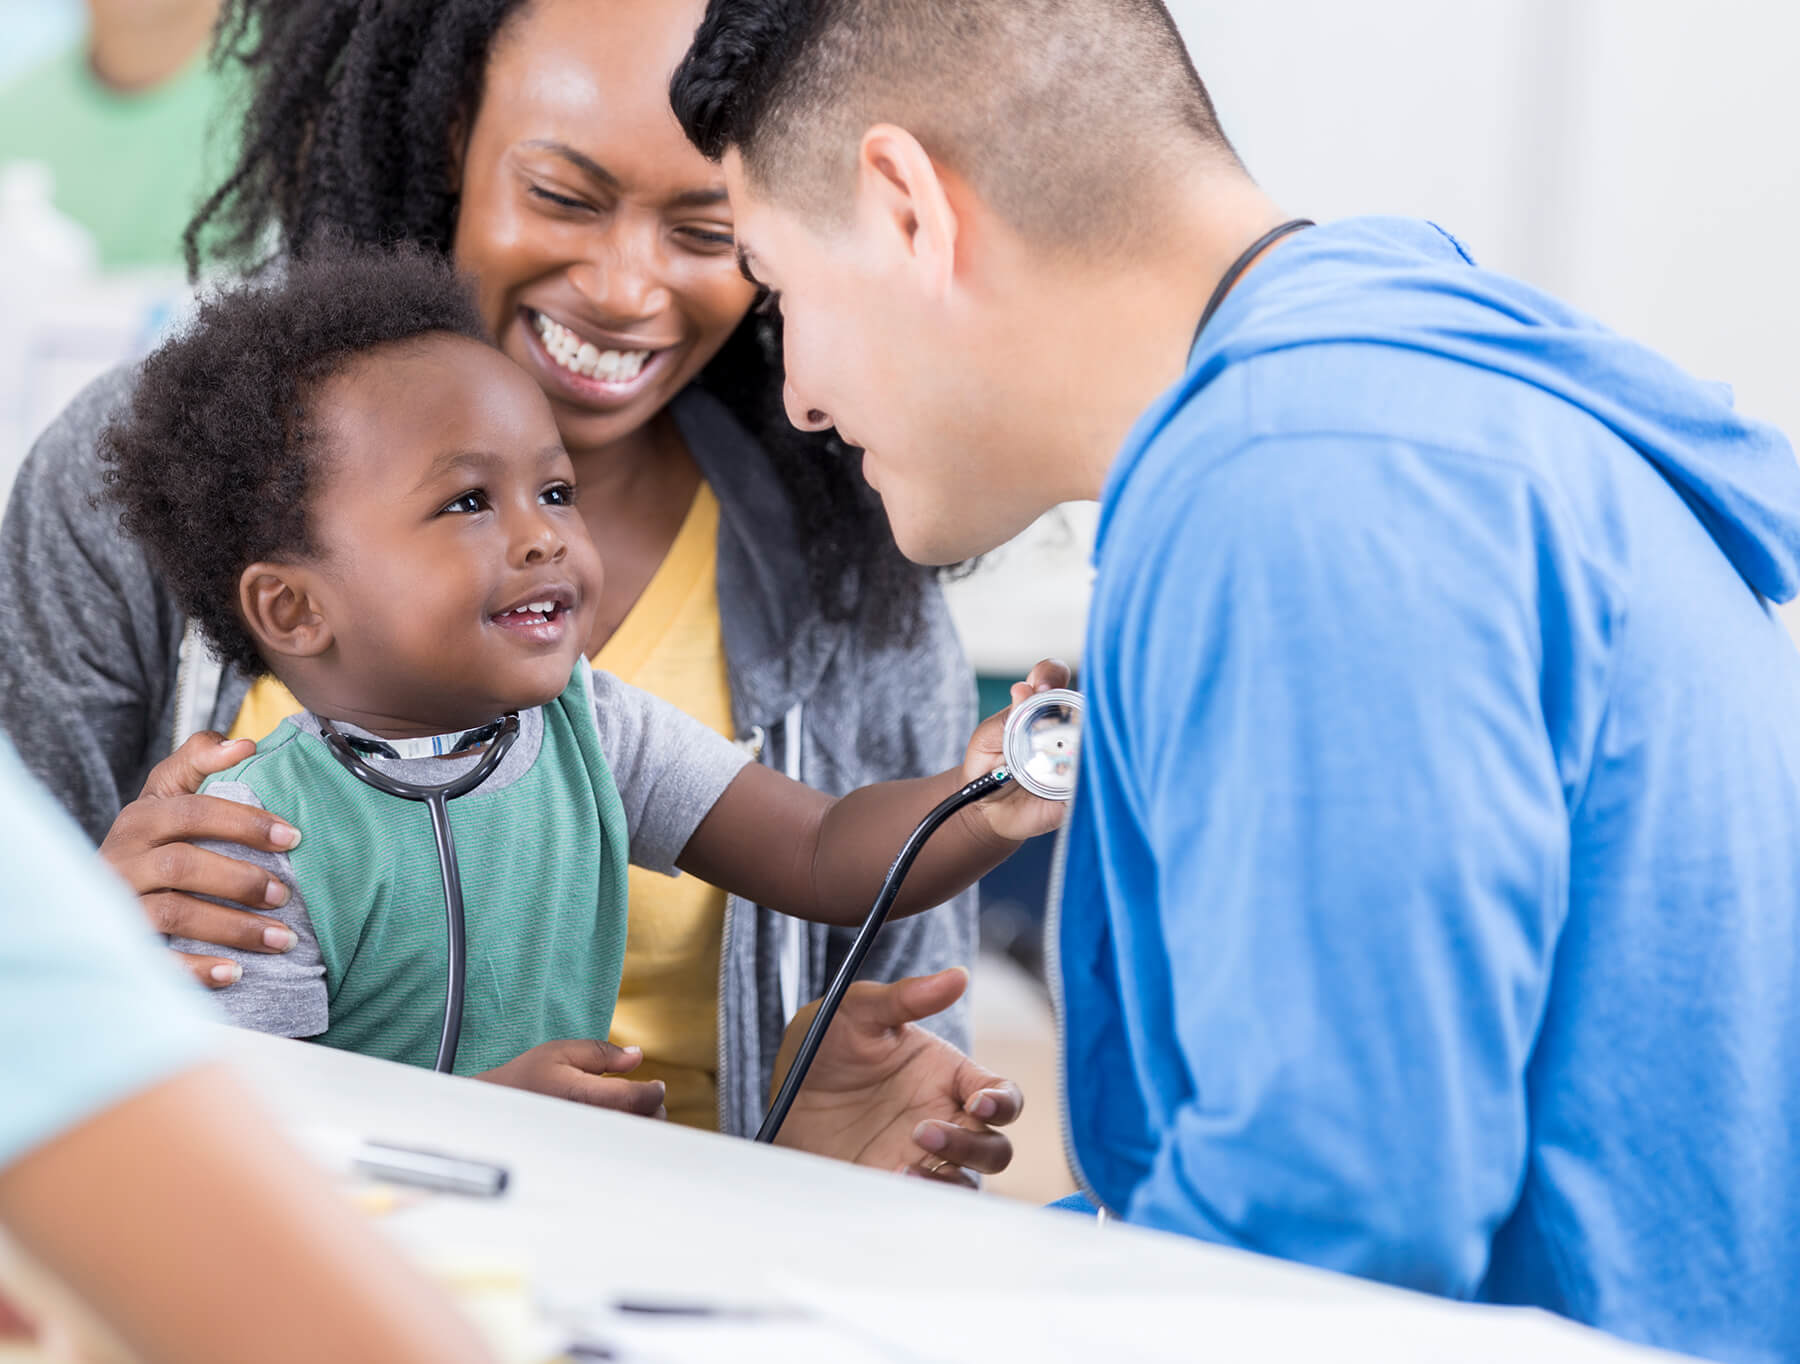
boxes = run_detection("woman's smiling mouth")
[522,308,673,408]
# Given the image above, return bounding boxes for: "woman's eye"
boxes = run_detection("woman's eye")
[678,226,736,252]
[442,490,489,515]
[540,483,577,507]
[528,185,592,213]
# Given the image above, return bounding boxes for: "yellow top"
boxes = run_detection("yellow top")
[227,483,733,1130]
[226,668,304,747]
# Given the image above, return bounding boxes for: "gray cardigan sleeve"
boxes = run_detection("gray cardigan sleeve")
[0,366,181,843]
[820,584,981,1054]
[168,781,330,1039]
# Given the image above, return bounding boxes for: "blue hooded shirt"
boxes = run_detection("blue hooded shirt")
[1056,217,1800,1363]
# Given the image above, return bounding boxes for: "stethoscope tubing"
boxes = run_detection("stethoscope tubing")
[754,766,1015,1144]
[320,714,521,1074]
[422,794,468,1074]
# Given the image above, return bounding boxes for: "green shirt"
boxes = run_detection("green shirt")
[180,663,753,1076]
[211,669,632,1076]
[0,41,240,269]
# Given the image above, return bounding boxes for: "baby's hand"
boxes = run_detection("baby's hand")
[477,1039,668,1118]
[962,658,1075,844]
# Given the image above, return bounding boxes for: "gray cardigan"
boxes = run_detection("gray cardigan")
[0,369,978,1138]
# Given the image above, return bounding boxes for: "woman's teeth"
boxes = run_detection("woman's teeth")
[501,602,559,621]
[532,312,652,383]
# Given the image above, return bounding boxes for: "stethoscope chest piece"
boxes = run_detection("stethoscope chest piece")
[1002,687,1083,802]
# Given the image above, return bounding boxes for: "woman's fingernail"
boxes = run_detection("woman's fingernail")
[265,879,288,907]
[270,824,301,850]
[210,962,242,984]
[263,926,297,952]
[914,1122,949,1153]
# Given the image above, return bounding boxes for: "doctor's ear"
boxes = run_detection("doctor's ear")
[239,564,334,661]
[857,124,960,298]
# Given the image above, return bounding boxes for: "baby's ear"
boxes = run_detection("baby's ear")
[239,563,333,660]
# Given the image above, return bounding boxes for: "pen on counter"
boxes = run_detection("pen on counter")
[613,1299,799,1320]
[299,1126,510,1198]
[351,1140,509,1197]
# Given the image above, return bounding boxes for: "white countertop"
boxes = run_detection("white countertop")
[224,1028,1692,1363]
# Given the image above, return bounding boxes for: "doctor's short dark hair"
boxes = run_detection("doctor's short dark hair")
[100,242,489,677]
[670,0,1238,250]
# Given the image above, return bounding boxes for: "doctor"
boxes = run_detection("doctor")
[670,3,1800,1361]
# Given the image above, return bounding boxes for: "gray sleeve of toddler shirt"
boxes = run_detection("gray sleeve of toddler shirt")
[164,781,329,1039]
[588,665,753,875]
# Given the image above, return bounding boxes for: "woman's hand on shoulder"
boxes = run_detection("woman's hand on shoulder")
[99,732,304,989]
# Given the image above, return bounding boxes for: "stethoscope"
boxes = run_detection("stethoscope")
[314,689,1085,1124]
[755,688,1084,1143]
[320,713,521,1074]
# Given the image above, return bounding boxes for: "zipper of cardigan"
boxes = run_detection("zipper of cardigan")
[169,623,195,755]
[1043,818,1115,1220]
[715,894,739,1134]
[776,703,805,1024]
[717,722,770,1135]
[169,621,222,754]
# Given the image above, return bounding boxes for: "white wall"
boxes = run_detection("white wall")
[1557,0,1800,444]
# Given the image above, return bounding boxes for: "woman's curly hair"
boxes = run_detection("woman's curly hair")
[185,0,929,645]
[102,243,490,677]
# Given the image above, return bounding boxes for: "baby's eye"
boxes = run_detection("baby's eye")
[540,482,577,507]
[441,490,489,515]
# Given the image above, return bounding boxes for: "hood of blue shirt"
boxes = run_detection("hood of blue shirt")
[1138,217,1800,601]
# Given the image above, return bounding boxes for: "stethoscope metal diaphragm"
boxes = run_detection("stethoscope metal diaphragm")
[1002,687,1083,802]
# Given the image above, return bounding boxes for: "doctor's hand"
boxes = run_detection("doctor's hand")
[100,731,306,990]
[773,968,1022,1188]
[478,1040,669,1119]
[962,658,1074,845]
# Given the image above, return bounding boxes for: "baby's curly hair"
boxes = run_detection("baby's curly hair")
[101,242,489,677]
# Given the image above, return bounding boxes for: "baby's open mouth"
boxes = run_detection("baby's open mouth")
[489,590,576,641]
[494,600,565,624]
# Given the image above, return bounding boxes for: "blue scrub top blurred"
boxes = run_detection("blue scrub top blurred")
[0,737,215,1170]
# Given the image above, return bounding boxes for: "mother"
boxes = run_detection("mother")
[0,0,1012,1178]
